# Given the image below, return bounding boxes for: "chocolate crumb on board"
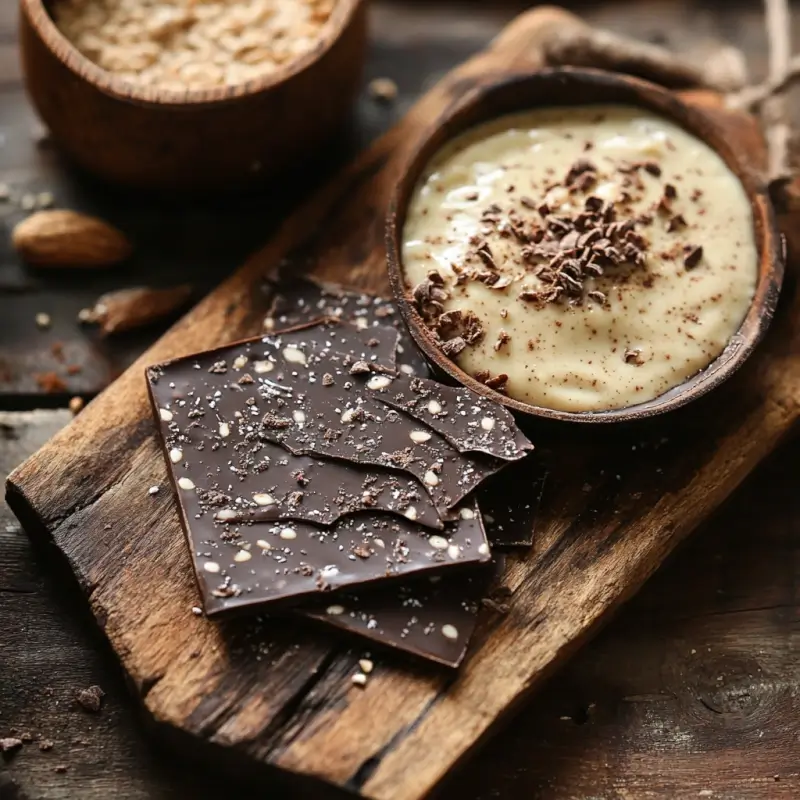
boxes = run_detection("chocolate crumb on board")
[0,737,23,755]
[263,274,429,376]
[363,373,532,461]
[75,685,104,713]
[39,739,54,751]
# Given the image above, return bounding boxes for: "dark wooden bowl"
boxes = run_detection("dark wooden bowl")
[19,0,367,190]
[386,68,785,424]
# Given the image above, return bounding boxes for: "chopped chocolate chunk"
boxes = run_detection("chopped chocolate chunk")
[441,337,467,358]
[683,245,704,269]
[564,158,596,187]
[667,214,687,232]
[643,161,662,177]
[412,270,450,323]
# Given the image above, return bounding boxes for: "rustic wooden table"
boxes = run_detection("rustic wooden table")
[1,1,799,798]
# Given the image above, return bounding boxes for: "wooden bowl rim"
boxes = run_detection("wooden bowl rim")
[20,0,364,108]
[386,67,785,424]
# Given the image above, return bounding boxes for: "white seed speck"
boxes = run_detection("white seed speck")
[340,408,356,424]
[203,561,220,574]
[169,448,183,463]
[233,550,251,563]
[148,486,159,495]
[326,604,345,615]
[191,606,203,616]
[427,399,442,414]
[367,374,392,390]
[354,317,368,330]
[321,565,339,578]
[283,346,307,365]
[215,509,238,522]
[36,191,54,209]
[478,542,490,556]
[159,408,173,422]
[177,477,195,491]
[359,659,374,674]
[279,527,297,540]
[256,539,271,551]
[400,364,415,375]
[423,470,440,487]
[262,317,275,332]
[428,535,448,550]
[403,506,418,521]
[441,624,459,641]
[218,422,230,438]
[293,410,306,425]
[373,538,385,548]
[253,360,273,374]
[351,672,368,687]
[232,354,248,370]
[458,507,475,519]
[253,493,276,506]
[447,544,460,560]
[480,416,496,431]
[409,430,431,444]
[35,312,51,329]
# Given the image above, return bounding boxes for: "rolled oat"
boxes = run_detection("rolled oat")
[52,0,337,90]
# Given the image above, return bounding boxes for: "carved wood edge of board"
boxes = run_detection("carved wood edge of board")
[7,8,800,800]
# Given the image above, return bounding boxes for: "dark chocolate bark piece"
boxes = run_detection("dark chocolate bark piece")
[479,462,548,548]
[149,362,445,528]
[364,373,533,461]
[264,275,429,377]
[304,556,505,668]
[162,485,490,616]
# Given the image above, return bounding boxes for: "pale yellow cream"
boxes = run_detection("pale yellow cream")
[402,105,758,412]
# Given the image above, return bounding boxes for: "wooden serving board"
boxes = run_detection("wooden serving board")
[7,8,800,800]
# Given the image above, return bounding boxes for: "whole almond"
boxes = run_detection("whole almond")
[12,209,132,267]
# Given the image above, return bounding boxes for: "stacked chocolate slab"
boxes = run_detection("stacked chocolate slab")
[147,296,534,666]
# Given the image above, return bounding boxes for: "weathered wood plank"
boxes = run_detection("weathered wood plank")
[6,7,800,800]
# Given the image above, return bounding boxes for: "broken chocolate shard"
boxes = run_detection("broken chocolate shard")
[478,462,547,548]
[363,373,533,461]
[305,555,505,667]
[264,275,428,377]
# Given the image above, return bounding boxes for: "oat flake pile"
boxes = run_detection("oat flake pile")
[52,0,337,90]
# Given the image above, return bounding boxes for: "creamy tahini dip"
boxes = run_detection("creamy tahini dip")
[401,105,758,412]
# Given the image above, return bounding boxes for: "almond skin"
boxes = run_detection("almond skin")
[12,209,132,267]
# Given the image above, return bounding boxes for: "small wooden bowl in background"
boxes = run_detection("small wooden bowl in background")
[386,68,785,424]
[19,0,367,190]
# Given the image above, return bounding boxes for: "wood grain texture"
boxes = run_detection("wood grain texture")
[6,7,800,800]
